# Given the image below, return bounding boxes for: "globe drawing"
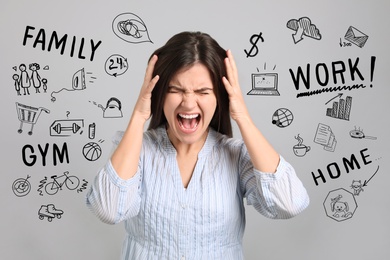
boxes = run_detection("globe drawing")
[272,108,293,128]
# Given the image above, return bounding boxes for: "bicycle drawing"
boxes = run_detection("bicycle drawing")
[12,175,32,197]
[45,171,80,195]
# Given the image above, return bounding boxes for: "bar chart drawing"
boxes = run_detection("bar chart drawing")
[326,96,352,120]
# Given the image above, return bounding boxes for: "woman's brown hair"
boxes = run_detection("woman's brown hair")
[147,31,232,137]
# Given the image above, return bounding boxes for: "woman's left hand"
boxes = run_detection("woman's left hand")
[222,50,250,123]
[222,50,280,172]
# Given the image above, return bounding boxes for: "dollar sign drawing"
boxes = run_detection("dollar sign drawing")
[244,32,264,58]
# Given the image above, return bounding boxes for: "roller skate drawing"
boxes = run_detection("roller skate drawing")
[38,204,64,222]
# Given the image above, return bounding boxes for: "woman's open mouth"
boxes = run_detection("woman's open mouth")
[177,113,200,131]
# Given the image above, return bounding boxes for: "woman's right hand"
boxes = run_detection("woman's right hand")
[111,55,159,180]
[133,55,159,122]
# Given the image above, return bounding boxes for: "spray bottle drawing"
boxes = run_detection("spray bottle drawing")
[89,123,96,139]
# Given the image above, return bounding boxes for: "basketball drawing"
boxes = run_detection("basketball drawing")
[82,142,102,161]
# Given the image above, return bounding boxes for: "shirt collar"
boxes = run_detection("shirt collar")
[155,126,219,158]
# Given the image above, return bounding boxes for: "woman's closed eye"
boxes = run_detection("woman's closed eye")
[167,86,212,95]
[167,86,184,94]
[194,88,213,95]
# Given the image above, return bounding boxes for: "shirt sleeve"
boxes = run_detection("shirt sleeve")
[240,148,310,219]
[85,132,142,224]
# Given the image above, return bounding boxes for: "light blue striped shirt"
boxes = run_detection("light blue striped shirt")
[86,126,309,260]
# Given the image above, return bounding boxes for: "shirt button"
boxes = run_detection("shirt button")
[181,256,185,260]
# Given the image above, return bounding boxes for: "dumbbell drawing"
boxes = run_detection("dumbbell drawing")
[16,102,50,135]
[50,119,84,137]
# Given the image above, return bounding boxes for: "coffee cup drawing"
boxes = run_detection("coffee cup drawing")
[293,144,311,157]
[293,134,310,157]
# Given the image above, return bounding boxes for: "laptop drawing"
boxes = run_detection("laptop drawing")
[247,73,280,96]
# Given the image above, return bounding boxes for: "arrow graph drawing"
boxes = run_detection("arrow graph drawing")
[325,93,343,105]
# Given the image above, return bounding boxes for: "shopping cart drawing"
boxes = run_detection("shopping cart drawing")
[16,102,50,135]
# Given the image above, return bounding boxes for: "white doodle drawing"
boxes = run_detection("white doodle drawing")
[12,175,31,197]
[287,17,322,44]
[38,204,64,222]
[44,171,80,195]
[272,108,293,128]
[293,134,310,157]
[314,123,337,152]
[344,26,369,48]
[350,180,364,196]
[16,102,50,135]
[51,68,95,102]
[330,195,353,218]
[105,54,128,77]
[323,188,357,222]
[112,13,152,44]
[349,127,377,140]
[325,95,352,121]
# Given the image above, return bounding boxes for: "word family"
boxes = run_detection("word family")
[22,26,102,62]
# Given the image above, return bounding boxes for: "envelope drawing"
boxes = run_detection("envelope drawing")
[344,26,368,48]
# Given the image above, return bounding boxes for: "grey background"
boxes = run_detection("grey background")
[1,0,389,259]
